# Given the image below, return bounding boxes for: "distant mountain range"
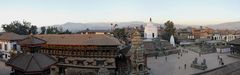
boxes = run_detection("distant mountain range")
[207,21,240,30]
[52,21,147,32]
[51,21,240,32]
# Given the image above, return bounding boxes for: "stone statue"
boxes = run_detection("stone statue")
[193,58,198,64]
[202,59,206,65]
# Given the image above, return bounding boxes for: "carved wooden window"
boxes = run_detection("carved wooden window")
[96,60,105,66]
[87,61,93,66]
[68,60,73,64]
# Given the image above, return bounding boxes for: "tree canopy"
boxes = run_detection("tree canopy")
[46,26,72,34]
[40,26,46,34]
[2,21,38,35]
[162,20,177,42]
[112,28,127,39]
[164,20,176,35]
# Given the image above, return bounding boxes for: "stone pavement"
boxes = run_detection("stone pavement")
[147,47,240,75]
[0,60,11,75]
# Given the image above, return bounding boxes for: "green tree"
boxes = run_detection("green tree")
[112,28,127,39]
[162,20,176,41]
[2,21,37,35]
[63,29,72,34]
[29,25,38,34]
[40,26,46,34]
[46,26,61,34]
[164,20,176,35]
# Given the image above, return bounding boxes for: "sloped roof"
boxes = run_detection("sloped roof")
[18,36,46,45]
[0,32,27,41]
[6,53,57,72]
[34,34,121,45]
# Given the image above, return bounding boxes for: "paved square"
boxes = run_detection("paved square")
[0,60,11,75]
[147,48,240,75]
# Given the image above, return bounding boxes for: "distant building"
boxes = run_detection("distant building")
[177,28,194,40]
[0,32,27,60]
[228,38,240,55]
[78,29,111,34]
[19,34,121,75]
[212,33,239,42]
[191,27,214,39]
[215,45,231,53]
[144,18,158,39]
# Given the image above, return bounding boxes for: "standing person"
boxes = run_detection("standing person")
[184,64,186,69]
[155,54,157,59]
[165,56,168,62]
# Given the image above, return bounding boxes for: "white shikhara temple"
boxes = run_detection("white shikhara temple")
[144,18,158,39]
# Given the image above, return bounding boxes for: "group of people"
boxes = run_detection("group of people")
[178,49,188,70]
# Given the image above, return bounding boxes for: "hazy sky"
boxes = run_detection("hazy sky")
[0,0,239,26]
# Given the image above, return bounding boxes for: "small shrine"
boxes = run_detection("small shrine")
[6,35,57,75]
[190,58,208,70]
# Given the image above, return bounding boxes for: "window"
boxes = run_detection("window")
[152,33,155,38]
[58,58,65,64]
[4,44,7,51]
[96,60,105,66]
[13,44,17,50]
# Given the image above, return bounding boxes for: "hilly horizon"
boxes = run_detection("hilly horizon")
[51,21,240,32]
[207,21,240,30]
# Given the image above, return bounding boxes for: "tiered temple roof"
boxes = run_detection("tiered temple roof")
[6,53,57,73]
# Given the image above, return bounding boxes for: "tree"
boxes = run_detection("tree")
[63,29,72,34]
[2,21,37,35]
[46,26,63,34]
[29,25,38,34]
[164,20,176,35]
[112,28,127,39]
[40,26,46,34]
[162,20,176,41]
[46,26,57,34]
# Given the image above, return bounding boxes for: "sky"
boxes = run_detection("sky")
[0,0,239,26]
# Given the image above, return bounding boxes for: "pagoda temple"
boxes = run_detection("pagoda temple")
[128,30,149,75]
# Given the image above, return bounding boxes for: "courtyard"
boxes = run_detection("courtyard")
[0,60,11,75]
[147,47,240,75]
